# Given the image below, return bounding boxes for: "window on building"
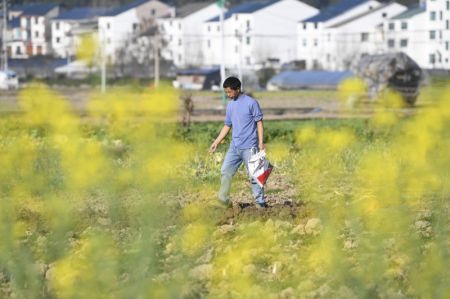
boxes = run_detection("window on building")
[35,31,39,38]
[35,17,39,24]
[16,46,21,55]
[151,9,156,16]
[401,21,408,30]
[430,30,436,39]
[303,23,307,30]
[430,11,436,20]
[107,23,110,29]
[388,39,395,48]
[207,25,211,32]
[246,20,250,28]
[447,1,450,10]
[55,22,60,30]
[400,39,408,47]
[246,36,250,45]
[388,22,395,30]
[235,29,238,36]
[446,41,449,50]
[178,23,181,30]
[438,52,442,62]
[207,40,211,48]
[440,11,443,20]
[169,20,172,26]
[314,22,318,29]
[446,20,449,29]
[235,14,238,21]
[361,32,369,42]
[326,54,330,62]
[133,23,138,31]
[178,39,182,46]
[382,12,387,18]
[439,30,442,39]
[314,39,318,46]
[302,39,307,47]
[56,37,60,44]
[217,25,220,32]
[178,54,181,62]
[429,53,435,64]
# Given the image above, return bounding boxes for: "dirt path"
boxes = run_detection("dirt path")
[1,87,420,120]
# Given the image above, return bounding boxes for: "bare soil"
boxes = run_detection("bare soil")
[1,86,420,121]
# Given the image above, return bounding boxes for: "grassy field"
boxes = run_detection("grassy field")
[0,83,449,298]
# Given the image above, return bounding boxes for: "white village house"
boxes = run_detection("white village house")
[383,0,449,70]
[51,7,109,59]
[6,4,59,59]
[158,2,221,67]
[202,0,318,71]
[319,1,407,70]
[97,0,172,63]
[383,5,429,69]
[298,0,386,70]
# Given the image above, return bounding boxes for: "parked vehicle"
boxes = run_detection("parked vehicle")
[0,70,19,90]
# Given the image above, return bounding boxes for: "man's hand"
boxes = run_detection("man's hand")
[209,142,218,153]
[259,142,265,151]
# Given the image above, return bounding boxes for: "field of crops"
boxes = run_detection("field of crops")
[0,82,449,298]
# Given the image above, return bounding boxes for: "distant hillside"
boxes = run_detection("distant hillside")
[13,0,419,10]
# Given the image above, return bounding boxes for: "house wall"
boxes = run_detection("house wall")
[203,0,317,70]
[98,0,171,63]
[298,0,381,70]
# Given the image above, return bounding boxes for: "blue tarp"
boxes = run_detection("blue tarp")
[177,67,220,76]
[268,70,353,89]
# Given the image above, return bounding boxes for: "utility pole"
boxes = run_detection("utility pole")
[217,0,226,104]
[2,0,8,71]
[154,33,159,88]
[100,27,106,94]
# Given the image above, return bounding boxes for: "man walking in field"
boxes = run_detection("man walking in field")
[209,76,268,208]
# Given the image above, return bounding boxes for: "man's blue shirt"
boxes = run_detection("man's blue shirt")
[224,93,263,149]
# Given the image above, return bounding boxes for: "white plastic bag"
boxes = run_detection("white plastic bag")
[247,149,273,188]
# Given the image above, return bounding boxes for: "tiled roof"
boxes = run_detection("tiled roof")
[268,70,353,89]
[101,0,152,17]
[55,7,110,21]
[175,2,214,18]
[391,5,425,19]
[11,3,58,16]
[328,2,391,28]
[302,0,370,23]
[207,0,279,22]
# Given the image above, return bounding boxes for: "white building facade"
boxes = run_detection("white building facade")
[202,0,318,70]
[51,8,108,59]
[326,2,407,70]
[383,6,428,68]
[6,4,59,59]
[97,0,172,63]
[298,0,384,70]
[158,2,221,67]
[424,0,450,68]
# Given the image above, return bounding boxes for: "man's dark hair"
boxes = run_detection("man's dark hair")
[223,77,241,90]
